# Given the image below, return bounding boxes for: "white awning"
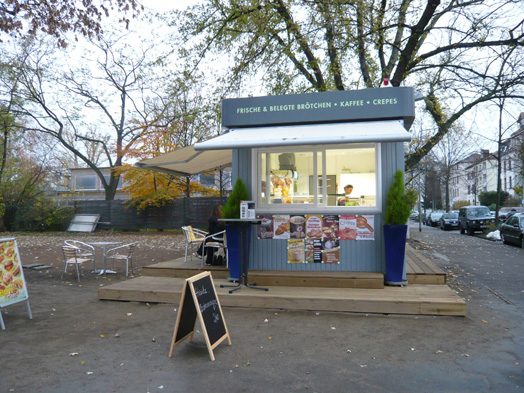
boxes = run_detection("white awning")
[194,120,410,150]
[134,145,232,176]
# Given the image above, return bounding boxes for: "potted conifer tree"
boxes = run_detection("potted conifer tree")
[223,178,250,281]
[383,170,417,286]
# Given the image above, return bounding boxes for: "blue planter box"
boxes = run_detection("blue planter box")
[226,224,251,281]
[383,225,408,285]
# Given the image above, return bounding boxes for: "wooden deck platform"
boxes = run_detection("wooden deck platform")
[406,246,447,285]
[99,245,464,316]
[98,276,465,316]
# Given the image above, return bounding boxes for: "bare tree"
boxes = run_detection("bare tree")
[176,0,524,169]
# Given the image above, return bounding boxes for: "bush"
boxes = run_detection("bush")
[384,170,417,225]
[223,178,249,219]
[6,199,75,231]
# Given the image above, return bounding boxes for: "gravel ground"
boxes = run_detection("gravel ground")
[1,231,523,393]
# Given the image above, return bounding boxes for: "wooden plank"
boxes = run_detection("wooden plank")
[98,277,466,316]
[249,270,384,289]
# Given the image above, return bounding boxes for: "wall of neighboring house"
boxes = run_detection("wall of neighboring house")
[449,123,524,207]
[66,168,129,201]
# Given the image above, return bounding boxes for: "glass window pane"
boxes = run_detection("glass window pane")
[257,144,378,211]
[332,147,376,207]
[75,176,97,190]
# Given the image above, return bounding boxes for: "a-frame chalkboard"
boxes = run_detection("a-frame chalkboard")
[169,272,231,361]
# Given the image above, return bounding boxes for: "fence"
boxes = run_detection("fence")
[72,197,228,231]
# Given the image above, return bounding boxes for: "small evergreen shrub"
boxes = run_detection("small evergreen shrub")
[384,170,417,225]
[223,178,250,219]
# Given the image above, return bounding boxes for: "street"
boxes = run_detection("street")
[409,221,524,306]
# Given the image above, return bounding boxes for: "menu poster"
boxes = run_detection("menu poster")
[322,246,340,264]
[356,215,375,240]
[322,215,339,239]
[305,215,323,239]
[0,238,29,308]
[339,215,357,240]
[305,238,322,263]
[257,215,274,239]
[287,239,305,263]
[289,215,306,239]
[273,215,290,239]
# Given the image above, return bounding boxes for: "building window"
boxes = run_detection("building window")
[103,175,123,189]
[509,159,512,171]
[256,143,379,213]
[509,176,512,189]
[75,176,97,190]
[504,177,507,190]
[199,173,216,187]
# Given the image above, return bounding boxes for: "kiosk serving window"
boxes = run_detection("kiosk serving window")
[256,143,379,212]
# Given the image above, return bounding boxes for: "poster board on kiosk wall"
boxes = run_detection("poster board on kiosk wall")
[0,238,32,330]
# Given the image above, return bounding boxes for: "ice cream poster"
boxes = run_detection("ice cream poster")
[257,215,274,239]
[0,238,29,308]
[287,239,305,263]
[273,215,290,239]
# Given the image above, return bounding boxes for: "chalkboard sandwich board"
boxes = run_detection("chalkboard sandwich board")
[169,272,230,361]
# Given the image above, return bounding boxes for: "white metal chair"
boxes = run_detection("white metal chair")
[181,226,208,263]
[202,230,227,267]
[64,240,96,268]
[61,245,94,282]
[105,243,136,276]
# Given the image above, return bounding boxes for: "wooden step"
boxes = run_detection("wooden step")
[98,276,466,316]
[142,260,230,280]
[248,270,384,289]
[405,246,447,285]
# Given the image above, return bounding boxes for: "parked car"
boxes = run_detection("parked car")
[499,207,524,222]
[439,212,459,230]
[458,205,494,235]
[499,213,524,248]
[428,212,444,227]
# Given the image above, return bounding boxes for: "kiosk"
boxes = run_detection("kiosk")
[194,87,414,276]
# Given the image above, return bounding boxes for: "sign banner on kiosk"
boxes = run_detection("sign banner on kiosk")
[0,238,32,330]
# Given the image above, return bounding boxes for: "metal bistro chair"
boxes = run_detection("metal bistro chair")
[202,230,227,268]
[61,245,95,282]
[105,243,137,277]
[64,240,96,269]
[181,226,208,263]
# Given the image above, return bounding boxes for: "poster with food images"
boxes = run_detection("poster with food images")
[0,238,29,308]
[305,238,322,263]
[355,215,375,240]
[322,215,339,239]
[257,215,274,239]
[305,215,323,239]
[273,215,290,239]
[289,215,306,239]
[339,215,358,240]
[287,239,305,263]
[322,244,340,264]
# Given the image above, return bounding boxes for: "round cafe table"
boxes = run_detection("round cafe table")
[89,241,122,275]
